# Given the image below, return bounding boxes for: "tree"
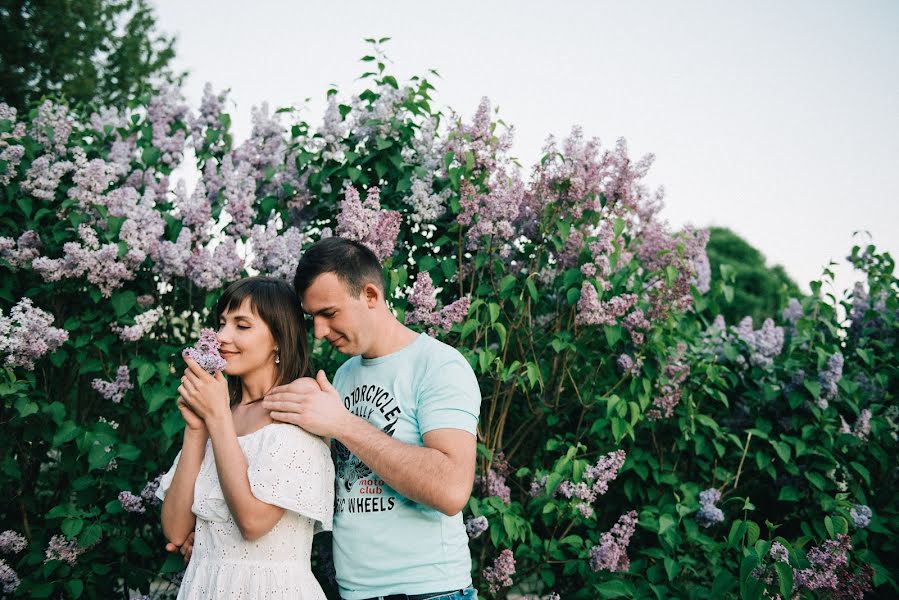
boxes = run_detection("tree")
[0,0,179,110]
[706,226,802,324]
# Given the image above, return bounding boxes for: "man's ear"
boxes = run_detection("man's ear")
[362,282,382,307]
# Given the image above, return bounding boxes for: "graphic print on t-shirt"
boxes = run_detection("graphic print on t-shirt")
[335,383,402,509]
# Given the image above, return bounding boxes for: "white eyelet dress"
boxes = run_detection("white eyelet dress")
[156,424,335,599]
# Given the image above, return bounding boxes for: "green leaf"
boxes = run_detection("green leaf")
[488,303,500,324]
[658,513,676,535]
[137,362,155,386]
[78,524,102,547]
[824,515,835,538]
[493,323,507,349]
[604,325,622,347]
[61,517,84,538]
[803,380,822,398]
[526,278,539,301]
[53,421,80,447]
[14,397,38,418]
[596,579,632,598]
[746,520,760,546]
[141,146,160,166]
[778,486,801,502]
[145,386,170,413]
[775,561,793,598]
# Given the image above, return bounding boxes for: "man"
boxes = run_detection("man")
[263,236,481,600]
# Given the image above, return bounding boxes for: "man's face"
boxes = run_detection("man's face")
[300,272,373,356]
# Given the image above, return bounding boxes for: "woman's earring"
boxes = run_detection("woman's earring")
[275,348,280,364]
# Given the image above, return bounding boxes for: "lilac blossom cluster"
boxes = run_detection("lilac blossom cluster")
[335,186,401,262]
[647,343,689,420]
[0,559,19,594]
[183,328,227,373]
[405,271,471,335]
[839,409,872,441]
[782,298,803,332]
[141,475,163,506]
[91,366,133,403]
[769,541,789,563]
[0,531,27,555]
[0,298,68,369]
[849,504,872,529]
[475,453,512,505]
[406,175,450,224]
[734,317,785,369]
[482,549,516,594]
[575,283,637,327]
[0,103,26,186]
[818,352,844,408]
[456,174,524,254]
[118,491,146,513]
[0,230,42,269]
[250,217,306,280]
[552,451,626,518]
[112,307,163,342]
[444,97,514,178]
[31,100,73,155]
[147,85,189,167]
[44,534,84,566]
[32,223,144,297]
[465,516,489,539]
[220,154,257,236]
[696,488,725,528]
[617,353,643,376]
[793,535,871,599]
[588,510,638,572]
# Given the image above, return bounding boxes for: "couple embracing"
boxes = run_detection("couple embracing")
[157,237,481,600]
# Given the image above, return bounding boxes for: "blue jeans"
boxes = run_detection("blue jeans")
[426,588,478,600]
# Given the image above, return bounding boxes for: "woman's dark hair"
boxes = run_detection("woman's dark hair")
[293,237,385,300]
[215,276,310,405]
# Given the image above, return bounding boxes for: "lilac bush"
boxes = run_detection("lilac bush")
[1,42,895,599]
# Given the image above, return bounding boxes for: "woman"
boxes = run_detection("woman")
[156,276,334,599]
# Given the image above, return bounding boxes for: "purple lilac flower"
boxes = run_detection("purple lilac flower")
[770,541,789,563]
[147,85,189,167]
[186,236,244,290]
[112,307,163,342]
[67,152,119,209]
[0,531,27,555]
[849,504,872,529]
[818,352,844,407]
[455,172,525,252]
[465,516,489,539]
[734,317,785,369]
[141,475,163,506]
[175,179,212,232]
[691,250,711,294]
[577,503,595,518]
[336,186,401,262]
[0,230,42,269]
[529,474,548,497]
[482,549,516,594]
[154,227,193,280]
[589,510,638,572]
[20,153,76,200]
[189,83,228,146]
[444,97,513,178]
[617,353,643,376]
[475,469,511,505]
[30,100,73,155]
[575,283,637,327]
[91,366,133,403]
[44,534,83,566]
[557,481,574,499]
[405,271,471,335]
[782,298,803,329]
[622,307,650,344]
[220,154,257,237]
[136,294,154,308]
[32,224,142,297]
[0,144,24,186]
[0,298,68,370]
[118,491,145,513]
[250,217,307,280]
[793,535,873,599]
[0,559,19,594]
[584,450,627,497]
[183,328,227,373]
[853,409,871,441]
[696,488,725,528]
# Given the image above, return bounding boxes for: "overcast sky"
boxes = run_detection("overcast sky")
[151,0,899,296]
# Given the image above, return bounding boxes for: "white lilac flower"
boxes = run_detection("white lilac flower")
[112,307,163,342]
[0,530,27,555]
[849,504,872,529]
[0,559,19,594]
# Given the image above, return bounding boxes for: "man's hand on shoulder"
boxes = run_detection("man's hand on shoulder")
[263,370,351,439]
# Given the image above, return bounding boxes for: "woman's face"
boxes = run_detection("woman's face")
[217,298,278,377]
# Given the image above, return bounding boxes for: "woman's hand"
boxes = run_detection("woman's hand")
[178,357,230,425]
[177,397,207,434]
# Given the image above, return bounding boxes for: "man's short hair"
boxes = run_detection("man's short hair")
[293,237,385,299]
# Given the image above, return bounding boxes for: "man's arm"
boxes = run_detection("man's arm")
[263,370,476,516]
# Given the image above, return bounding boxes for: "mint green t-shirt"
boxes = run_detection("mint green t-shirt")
[331,333,481,599]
